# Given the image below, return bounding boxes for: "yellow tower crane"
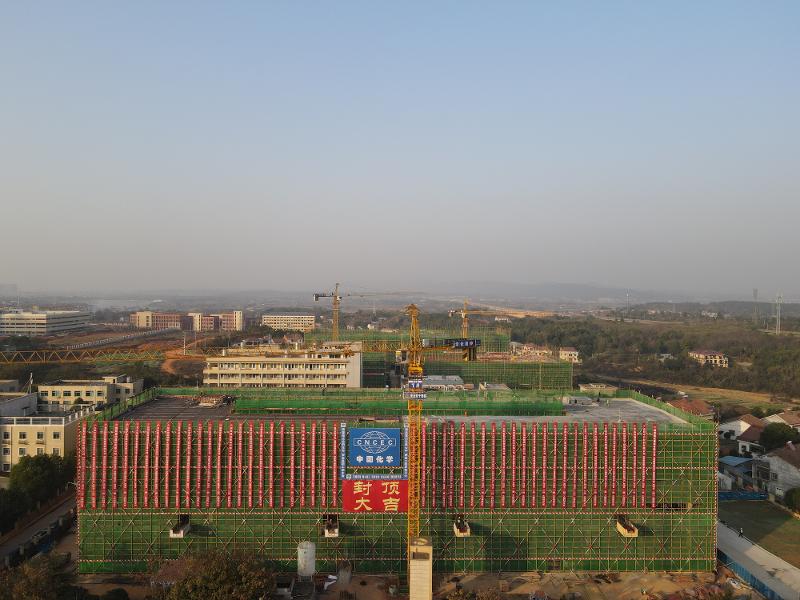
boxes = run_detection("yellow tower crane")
[404,304,424,588]
[448,299,514,360]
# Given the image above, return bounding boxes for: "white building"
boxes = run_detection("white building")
[38,375,143,408]
[559,347,581,363]
[0,391,38,417]
[203,344,361,388]
[752,444,800,499]
[261,315,316,332]
[688,350,729,368]
[718,414,765,439]
[0,309,90,335]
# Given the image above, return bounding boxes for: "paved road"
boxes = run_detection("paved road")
[0,493,76,557]
[718,520,800,599]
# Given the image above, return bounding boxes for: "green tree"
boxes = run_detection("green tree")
[9,454,74,505]
[165,551,274,600]
[784,487,800,511]
[0,555,66,600]
[0,488,26,533]
[759,423,800,451]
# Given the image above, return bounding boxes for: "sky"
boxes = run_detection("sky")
[1,2,798,298]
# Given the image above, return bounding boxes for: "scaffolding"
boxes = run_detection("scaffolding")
[77,396,717,575]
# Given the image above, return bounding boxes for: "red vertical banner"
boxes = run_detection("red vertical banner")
[77,422,86,509]
[621,424,628,507]
[236,422,244,508]
[479,422,486,508]
[163,422,171,508]
[571,423,578,509]
[591,423,598,508]
[320,423,326,508]
[432,423,438,509]
[551,423,557,508]
[142,422,150,508]
[631,422,638,508]
[153,422,161,509]
[611,423,618,507]
[330,423,336,508]
[459,422,466,509]
[602,422,609,507]
[581,422,588,508]
[310,422,316,507]
[269,422,275,508]
[248,421,255,508]
[641,423,647,507]
[174,421,182,509]
[510,422,516,507]
[489,422,497,509]
[541,423,548,507]
[205,422,212,508]
[500,422,507,509]
[470,422,476,509]
[299,423,306,508]
[420,423,427,508]
[121,422,130,509]
[561,423,568,508]
[195,422,203,508]
[90,422,98,510]
[215,422,223,508]
[111,422,119,510]
[132,422,140,508]
[651,424,658,508]
[441,423,447,508]
[226,422,234,508]
[184,422,193,509]
[520,423,527,508]
[279,422,286,508]
[289,422,296,507]
[258,422,265,507]
[100,422,109,509]
[531,424,537,508]
[449,422,456,509]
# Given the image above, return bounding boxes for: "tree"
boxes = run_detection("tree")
[476,590,504,600]
[0,555,66,600]
[165,551,274,600]
[785,487,800,512]
[446,589,472,600]
[759,423,800,452]
[9,454,74,505]
[0,488,26,533]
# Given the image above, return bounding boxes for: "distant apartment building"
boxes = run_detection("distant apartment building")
[261,314,316,332]
[688,350,729,368]
[203,343,361,389]
[558,347,581,363]
[38,375,143,408]
[131,310,243,332]
[0,309,90,335]
[1,396,91,471]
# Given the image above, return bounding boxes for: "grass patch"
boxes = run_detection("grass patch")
[719,500,800,568]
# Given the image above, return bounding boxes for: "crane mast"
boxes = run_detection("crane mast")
[404,304,424,582]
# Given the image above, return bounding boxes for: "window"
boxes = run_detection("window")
[37,448,44,456]
[18,448,26,456]
[97,391,104,397]
[36,432,44,441]
[18,432,27,440]
[84,390,93,397]
[771,472,778,481]
[52,448,60,456]
[53,432,61,440]
[39,390,48,397]
[63,391,72,397]
[2,464,9,472]
[2,432,9,440]
[2,448,9,456]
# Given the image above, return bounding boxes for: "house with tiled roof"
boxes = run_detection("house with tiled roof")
[737,424,765,455]
[667,397,714,419]
[752,442,800,499]
[719,413,765,440]
[764,411,800,433]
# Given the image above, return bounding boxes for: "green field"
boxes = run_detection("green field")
[719,500,800,568]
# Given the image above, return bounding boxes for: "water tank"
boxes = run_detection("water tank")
[297,541,316,578]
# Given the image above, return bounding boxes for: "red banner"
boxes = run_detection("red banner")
[342,480,408,513]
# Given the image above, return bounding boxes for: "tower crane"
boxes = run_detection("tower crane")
[448,300,514,360]
[404,304,424,587]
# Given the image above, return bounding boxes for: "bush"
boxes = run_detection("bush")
[785,488,800,511]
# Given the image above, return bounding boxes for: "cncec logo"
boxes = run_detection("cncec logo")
[354,430,397,454]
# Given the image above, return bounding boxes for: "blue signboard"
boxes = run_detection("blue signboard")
[348,428,402,467]
[445,338,482,348]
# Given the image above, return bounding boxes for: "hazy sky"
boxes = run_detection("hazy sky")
[2,3,798,296]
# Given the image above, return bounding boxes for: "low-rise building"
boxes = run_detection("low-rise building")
[1,408,91,472]
[0,380,19,393]
[0,391,38,417]
[666,397,714,419]
[752,443,800,499]
[718,455,754,489]
[203,344,361,389]
[261,314,316,332]
[737,425,765,455]
[0,309,90,335]
[38,375,143,408]
[688,350,729,368]
[129,311,193,330]
[719,414,766,440]
[422,375,467,391]
[559,347,581,363]
[763,411,800,432]
[578,383,618,395]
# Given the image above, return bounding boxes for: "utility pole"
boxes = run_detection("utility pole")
[776,293,783,335]
[753,288,759,327]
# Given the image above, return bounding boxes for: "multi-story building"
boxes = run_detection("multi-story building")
[213,311,244,332]
[1,405,91,472]
[203,344,361,388]
[558,347,581,363]
[129,311,192,330]
[38,375,143,408]
[752,444,800,499]
[261,314,315,332]
[688,350,729,368]
[0,309,90,335]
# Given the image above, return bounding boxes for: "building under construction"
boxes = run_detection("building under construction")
[76,387,717,576]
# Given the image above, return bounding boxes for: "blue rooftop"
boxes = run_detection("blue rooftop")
[719,456,753,467]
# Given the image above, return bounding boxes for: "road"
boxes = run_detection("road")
[0,493,76,557]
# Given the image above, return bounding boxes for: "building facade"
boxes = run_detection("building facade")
[0,309,90,335]
[752,445,800,498]
[0,392,38,417]
[558,347,581,363]
[261,315,316,332]
[203,345,362,388]
[1,408,90,472]
[131,310,243,332]
[688,350,729,368]
[0,380,20,393]
[38,375,144,408]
